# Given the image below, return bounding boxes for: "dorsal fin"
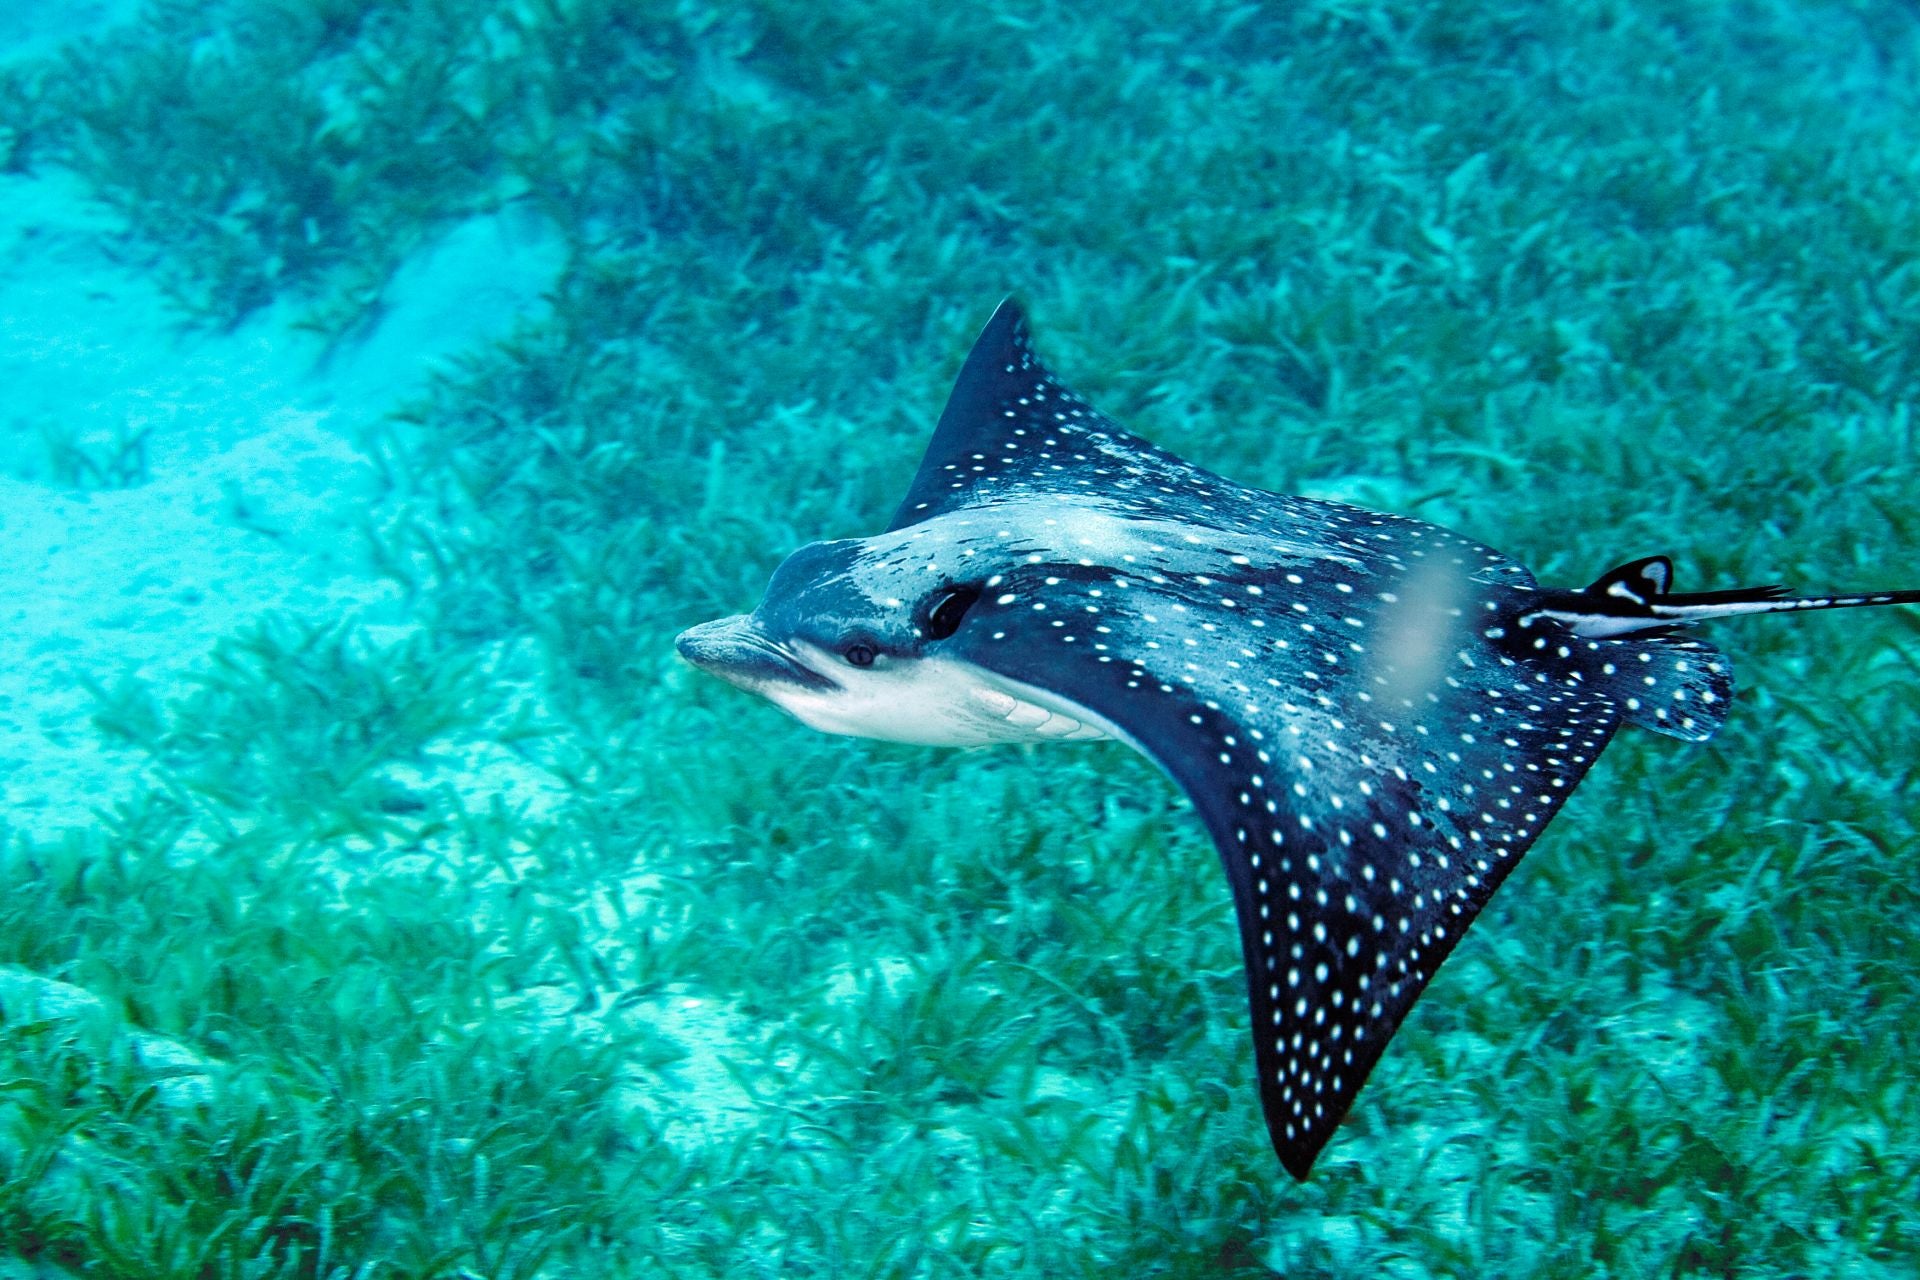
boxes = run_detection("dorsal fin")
[1586,555,1672,605]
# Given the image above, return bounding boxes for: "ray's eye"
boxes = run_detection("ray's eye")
[924,586,980,641]
[844,643,876,668]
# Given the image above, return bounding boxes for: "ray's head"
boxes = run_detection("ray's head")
[674,535,997,744]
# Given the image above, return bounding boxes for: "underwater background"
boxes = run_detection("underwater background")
[0,0,1916,1275]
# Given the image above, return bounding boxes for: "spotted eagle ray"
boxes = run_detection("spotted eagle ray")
[676,298,1919,1179]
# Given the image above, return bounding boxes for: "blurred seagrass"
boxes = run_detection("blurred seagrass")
[37,419,152,490]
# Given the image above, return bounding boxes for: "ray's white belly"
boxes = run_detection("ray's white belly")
[763,651,1120,747]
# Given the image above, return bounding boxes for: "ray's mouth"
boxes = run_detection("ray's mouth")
[674,615,839,693]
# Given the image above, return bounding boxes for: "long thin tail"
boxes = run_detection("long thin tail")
[1530,555,1920,638]
[1657,584,1920,623]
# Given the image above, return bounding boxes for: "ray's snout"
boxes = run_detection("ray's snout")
[673,614,750,669]
[675,615,836,692]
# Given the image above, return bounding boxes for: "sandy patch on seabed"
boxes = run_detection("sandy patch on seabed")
[0,156,566,840]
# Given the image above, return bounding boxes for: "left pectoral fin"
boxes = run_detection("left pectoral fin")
[951,576,1622,1176]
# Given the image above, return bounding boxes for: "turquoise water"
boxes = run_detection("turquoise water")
[0,2,1916,1275]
